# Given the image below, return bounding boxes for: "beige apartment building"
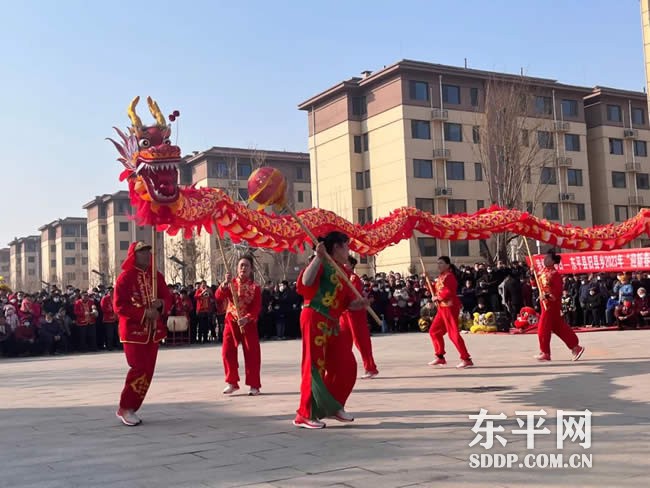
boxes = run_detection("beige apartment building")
[38,217,89,290]
[0,248,10,287]
[83,191,164,287]
[164,146,312,284]
[299,59,594,273]
[585,86,650,247]
[8,236,41,292]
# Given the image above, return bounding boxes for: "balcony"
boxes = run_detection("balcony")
[435,187,453,198]
[625,162,641,172]
[553,121,570,132]
[628,195,644,206]
[558,192,575,202]
[556,156,573,167]
[624,129,639,139]
[431,108,449,121]
[433,148,451,160]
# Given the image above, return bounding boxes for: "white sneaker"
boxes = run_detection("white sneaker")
[223,384,239,395]
[361,371,378,379]
[248,387,260,396]
[328,409,355,422]
[116,409,141,426]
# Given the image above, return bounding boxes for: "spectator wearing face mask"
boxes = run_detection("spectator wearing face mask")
[634,288,650,326]
[606,293,619,325]
[578,277,592,326]
[39,312,68,355]
[584,286,604,326]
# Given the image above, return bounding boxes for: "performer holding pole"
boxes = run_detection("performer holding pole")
[114,238,173,426]
[534,250,585,362]
[215,253,263,396]
[427,256,474,369]
[293,232,369,429]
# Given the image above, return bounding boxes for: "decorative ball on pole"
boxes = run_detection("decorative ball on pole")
[247,166,288,210]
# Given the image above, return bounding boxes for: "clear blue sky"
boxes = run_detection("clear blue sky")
[0,0,644,247]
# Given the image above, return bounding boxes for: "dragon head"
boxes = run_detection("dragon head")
[109,96,181,205]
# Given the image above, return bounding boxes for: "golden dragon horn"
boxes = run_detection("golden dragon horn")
[147,96,166,127]
[127,96,143,128]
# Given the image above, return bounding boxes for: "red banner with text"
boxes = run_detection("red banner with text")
[527,248,650,275]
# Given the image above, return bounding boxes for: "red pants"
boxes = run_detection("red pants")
[429,306,471,360]
[222,316,261,389]
[341,310,378,374]
[538,306,579,356]
[119,341,159,412]
[297,308,357,419]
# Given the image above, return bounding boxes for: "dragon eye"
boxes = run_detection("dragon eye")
[163,138,171,145]
[139,139,151,148]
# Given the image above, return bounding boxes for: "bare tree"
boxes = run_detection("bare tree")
[472,76,556,263]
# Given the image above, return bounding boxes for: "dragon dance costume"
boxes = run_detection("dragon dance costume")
[294,261,358,427]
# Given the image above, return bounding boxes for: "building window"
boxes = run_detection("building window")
[543,203,559,220]
[82,257,88,265]
[355,172,364,190]
[355,171,370,190]
[101,225,107,235]
[297,190,304,203]
[442,84,461,104]
[521,129,529,147]
[607,104,622,122]
[537,131,554,149]
[354,136,362,153]
[27,256,35,263]
[612,171,627,188]
[28,269,36,276]
[64,242,75,251]
[565,134,580,152]
[119,222,129,232]
[414,159,433,178]
[632,107,645,125]
[50,244,56,252]
[99,206,107,218]
[180,165,192,185]
[238,188,249,201]
[63,226,77,237]
[81,242,88,250]
[215,161,229,178]
[561,99,578,117]
[351,95,367,116]
[477,199,485,210]
[614,205,629,222]
[296,166,306,181]
[366,206,373,222]
[444,123,462,142]
[409,81,429,101]
[470,87,479,107]
[474,162,483,181]
[415,198,435,213]
[472,126,480,144]
[526,201,534,214]
[609,138,624,155]
[64,257,76,266]
[572,203,586,221]
[634,140,647,157]
[540,167,557,185]
[66,272,76,282]
[450,241,469,257]
[535,96,553,115]
[357,209,367,225]
[364,170,371,188]
[446,161,465,180]
[411,120,431,139]
[353,133,369,152]
[119,241,129,251]
[417,237,437,257]
[50,259,56,267]
[237,162,252,179]
[637,173,650,190]
[448,199,467,214]
[567,169,583,186]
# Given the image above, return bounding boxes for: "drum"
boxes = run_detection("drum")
[167,316,189,332]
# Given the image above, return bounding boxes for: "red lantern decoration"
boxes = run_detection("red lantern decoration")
[247,166,288,209]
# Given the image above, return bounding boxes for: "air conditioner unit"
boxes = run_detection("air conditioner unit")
[431,108,448,121]
[435,187,453,197]
[559,192,575,201]
[624,129,638,139]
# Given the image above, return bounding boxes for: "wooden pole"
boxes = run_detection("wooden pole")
[522,237,546,311]
[150,227,158,337]
[419,257,437,306]
[284,205,381,325]
[215,226,245,333]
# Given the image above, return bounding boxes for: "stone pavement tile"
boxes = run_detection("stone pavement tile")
[269,467,381,487]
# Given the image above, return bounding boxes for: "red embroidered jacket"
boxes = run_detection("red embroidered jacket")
[215,277,262,324]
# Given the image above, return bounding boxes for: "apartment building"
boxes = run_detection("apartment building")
[0,248,10,287]
[83,191,163,287]
[38,217,89,290]
[8,236,41,292]
[299,59,593,272]
[164,146,312,284]
[585,87,650,247]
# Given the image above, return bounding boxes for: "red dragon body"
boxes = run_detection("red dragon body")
[109,97,650,254]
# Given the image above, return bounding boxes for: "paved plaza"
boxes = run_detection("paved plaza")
[1,330,649,488]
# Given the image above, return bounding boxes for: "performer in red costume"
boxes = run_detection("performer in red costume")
[340,255,379,379]
[114,241,173,426]
[428,256,474,369]
[215,255,262,396]
[293,231,369,429]
[535,250,585,362]
[100,287,118,351]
